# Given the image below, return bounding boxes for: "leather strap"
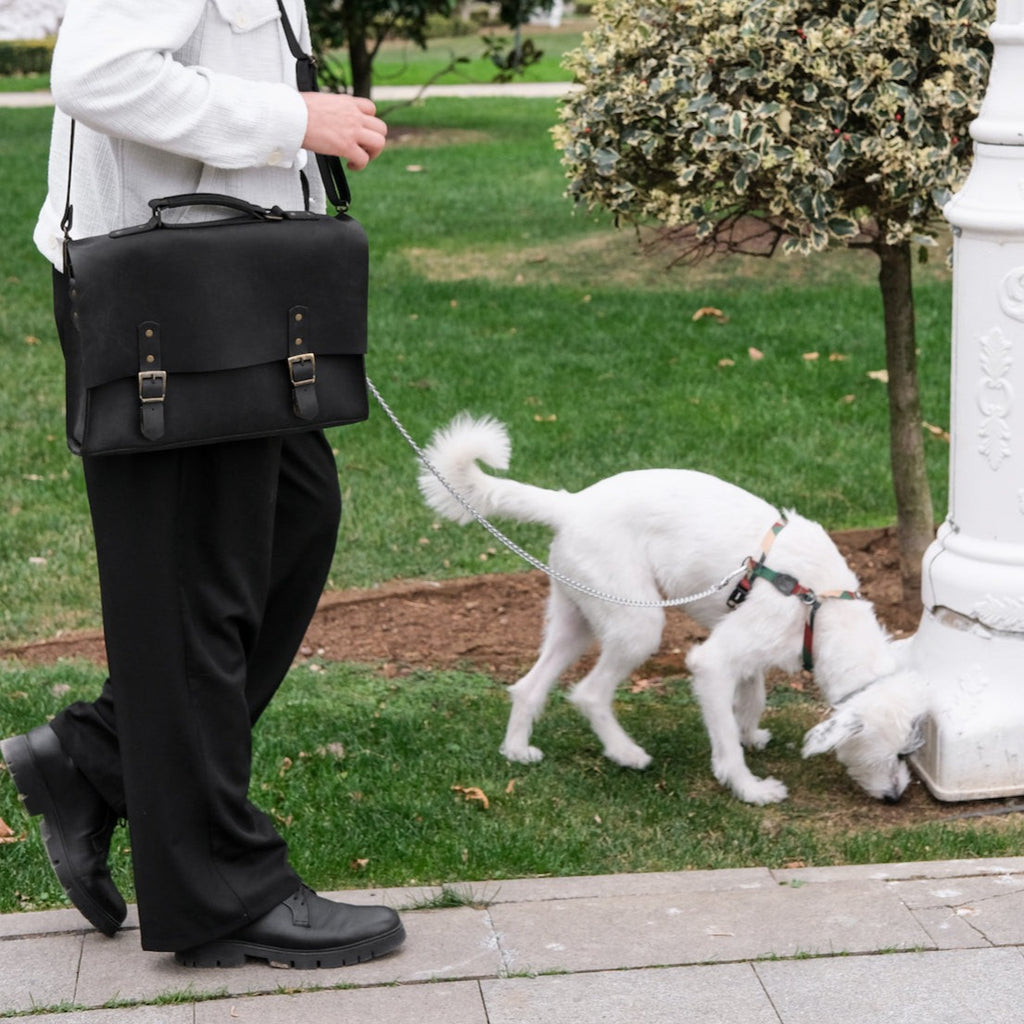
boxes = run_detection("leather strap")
[137,321,166,440]
[274,0,352,212]
[287,305,319,419]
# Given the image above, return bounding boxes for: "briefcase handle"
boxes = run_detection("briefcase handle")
[148,193,283,221]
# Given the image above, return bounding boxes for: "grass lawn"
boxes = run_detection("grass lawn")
[333,19,587,87]
[2,88,1013,915]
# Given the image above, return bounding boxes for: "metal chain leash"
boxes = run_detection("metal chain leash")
[366,378,747,609]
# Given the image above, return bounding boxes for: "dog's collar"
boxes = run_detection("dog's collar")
[727,513,863,671]
[832,671,898,707]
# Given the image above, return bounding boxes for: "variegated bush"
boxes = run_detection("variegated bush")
[556,0,993,255]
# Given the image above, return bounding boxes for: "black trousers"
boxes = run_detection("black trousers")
[50,430,342,951]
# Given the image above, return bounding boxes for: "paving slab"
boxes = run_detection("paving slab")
[480,964,778,1024]
[0,906,94,939]
[436,867,776,906]
[194,980,487,1023]
[909,904,993,950]
[490,878,933,975]
[73,906,500,1008]
[754,947,1024,1024]
[771,857,1024,886]
[1,933,83,1015]
[2,1008,192,1024]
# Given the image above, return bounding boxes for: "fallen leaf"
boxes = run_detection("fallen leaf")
[0,818,23,843]
[691,306,729,323]
[24,335,41,346]
[505,779,516,795]
[802,351,819,361]
[532,414,557,422]
[452,784,490,810]
[783,860,806,869]
[748,347,764,361]
[718,358,736,368]
[868,369,889,383]
[350,857,369,871]
[923,422,951,442]
[405,164,425,173]
[629,675,664,694]
[829,353,848,362]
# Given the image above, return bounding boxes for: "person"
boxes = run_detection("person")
[0,0,405,969]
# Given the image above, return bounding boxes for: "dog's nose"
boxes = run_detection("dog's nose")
[883,793,902,805]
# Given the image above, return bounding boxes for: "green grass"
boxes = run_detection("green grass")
[3,658,1021,915]
[339,22,585,88]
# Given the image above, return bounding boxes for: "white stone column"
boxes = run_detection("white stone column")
[909,0,1024,800]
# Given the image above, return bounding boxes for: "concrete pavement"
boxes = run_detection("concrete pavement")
[4,857,1024,1022]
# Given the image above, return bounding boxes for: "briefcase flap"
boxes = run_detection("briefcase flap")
[67,210,368,389]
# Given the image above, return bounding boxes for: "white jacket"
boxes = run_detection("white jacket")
[34,0,324,269]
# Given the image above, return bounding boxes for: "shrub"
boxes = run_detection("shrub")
[555,0,992,254]
[0,38,54,76]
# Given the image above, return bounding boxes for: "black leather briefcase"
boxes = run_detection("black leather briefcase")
[58,192,369,455]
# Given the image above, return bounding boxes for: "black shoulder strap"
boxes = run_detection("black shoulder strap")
[275,0,352,212]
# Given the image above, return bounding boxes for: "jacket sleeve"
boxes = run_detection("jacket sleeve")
[50,0,309,170]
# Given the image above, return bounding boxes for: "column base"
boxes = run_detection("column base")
[909,607,1024,801]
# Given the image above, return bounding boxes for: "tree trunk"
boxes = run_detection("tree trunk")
[347,34,374,98]
[877,240,934,612]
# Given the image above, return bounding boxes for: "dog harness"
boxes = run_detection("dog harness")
[726,514,862,671]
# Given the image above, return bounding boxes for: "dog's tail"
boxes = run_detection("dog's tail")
[418,414,568,527]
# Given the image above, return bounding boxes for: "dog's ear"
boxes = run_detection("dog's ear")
[802,711,864,758]
[899,715,928,756]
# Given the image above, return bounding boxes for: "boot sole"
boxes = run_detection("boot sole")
[1,732,124,936]
[174,920,407,969]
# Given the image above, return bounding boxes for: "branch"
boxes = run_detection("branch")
[648,213,787,266]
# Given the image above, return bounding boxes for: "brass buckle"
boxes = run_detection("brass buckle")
[287,352,316,386]
[138,369,167,402]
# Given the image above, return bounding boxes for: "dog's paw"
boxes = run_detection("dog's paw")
[743,728,772,751]
[736,776,788,805]
[604,743,653,771]
[500,742,544,764]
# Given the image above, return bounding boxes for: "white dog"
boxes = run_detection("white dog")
[419,414,929,805]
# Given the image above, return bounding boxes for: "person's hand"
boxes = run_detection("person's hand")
[301,93,387,170]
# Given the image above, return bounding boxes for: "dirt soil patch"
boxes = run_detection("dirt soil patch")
[2,527,912,680]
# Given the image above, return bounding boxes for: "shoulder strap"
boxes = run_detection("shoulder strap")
[275,0,352,212]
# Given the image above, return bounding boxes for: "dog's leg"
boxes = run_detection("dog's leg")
[501,587,594,764]
[566,609,662,770]
[687,634,788,804]
[736,670,771,751]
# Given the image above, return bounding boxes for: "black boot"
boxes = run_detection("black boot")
[175,885,406,968]
[1,724,126,935]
